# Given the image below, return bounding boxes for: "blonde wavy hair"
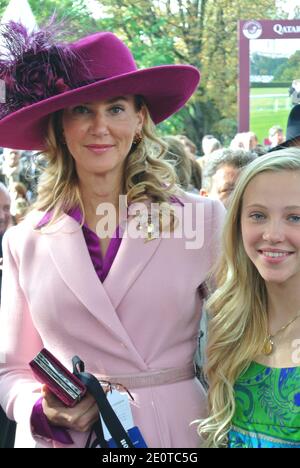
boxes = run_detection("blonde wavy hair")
[197,147,300,448]
[32,96,177,229]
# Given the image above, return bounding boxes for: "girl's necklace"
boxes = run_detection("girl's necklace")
[262,312,300,355]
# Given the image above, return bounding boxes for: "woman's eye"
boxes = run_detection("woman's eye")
[249,212,265,221]
[72,105,90,114]
[288,215,300,223]
[109,105,124,115]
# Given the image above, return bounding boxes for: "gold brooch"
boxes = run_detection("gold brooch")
[137,214,158,242]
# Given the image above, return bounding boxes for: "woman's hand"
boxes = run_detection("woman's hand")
[41,384,99,432]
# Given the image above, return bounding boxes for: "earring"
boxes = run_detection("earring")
[133,132,143,146]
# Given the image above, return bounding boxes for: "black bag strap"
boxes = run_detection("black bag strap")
[85,419,107,449]
[72,356,134,449]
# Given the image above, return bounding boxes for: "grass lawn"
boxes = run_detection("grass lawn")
[250,87,290,96]
[250,109,290,144]
[250,87,291,144]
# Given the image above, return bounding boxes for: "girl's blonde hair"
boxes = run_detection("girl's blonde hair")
[32,96,177,228]
[198,147,300,448]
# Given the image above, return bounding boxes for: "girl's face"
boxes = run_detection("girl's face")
[62,95,144,179]
[241,170,300,285]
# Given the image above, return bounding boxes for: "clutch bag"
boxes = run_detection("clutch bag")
[29,348,87,407]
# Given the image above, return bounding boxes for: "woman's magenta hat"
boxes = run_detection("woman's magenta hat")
[0,23,200,150]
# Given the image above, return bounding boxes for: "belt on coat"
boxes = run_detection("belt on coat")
[95,363,196,389]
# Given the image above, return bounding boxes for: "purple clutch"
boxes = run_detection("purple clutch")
[29,348,87,407]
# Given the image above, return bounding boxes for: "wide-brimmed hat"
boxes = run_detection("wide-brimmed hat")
[0,22,200,151]
[269,104,300,152]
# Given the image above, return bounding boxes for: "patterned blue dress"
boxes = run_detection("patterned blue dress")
[228,362,300,448]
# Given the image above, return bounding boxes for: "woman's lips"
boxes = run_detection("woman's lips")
[258,249,294,264]
[85,144,114,154]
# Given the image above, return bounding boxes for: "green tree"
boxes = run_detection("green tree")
[199,0,279,143]
[251,53,288,78]
[97,0,280,149]
[273,50,300,82]
[0,0,98,38]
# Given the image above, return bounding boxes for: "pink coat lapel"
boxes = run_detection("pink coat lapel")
[43,213,161,367]
[104,213,161,309]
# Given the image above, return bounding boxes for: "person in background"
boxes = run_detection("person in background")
[269,105,300,152]
[200,148,257,208]
[19,150,41,203]
[246,132,259,152]
[176,134,198,160]
[0,182,11,241]
[268,125,285,149]
[1,149,23,189]
[230,132,263,153]
[202,135,222,156]
[0,21,225,448]
[190,158,203,192]
[9,181,30,225]
[198,148,300,448]
[289,79,300,106]
[163,136,202,193]
[230,133,246,151]
[0,182,16,448]
[1,148,37,198]
[198,135,222,170]
[175,135,203,192]
[0,182,11,289]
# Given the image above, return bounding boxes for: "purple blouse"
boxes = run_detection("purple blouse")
[31,207,123,444]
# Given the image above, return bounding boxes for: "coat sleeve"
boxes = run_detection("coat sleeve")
[0,227,43,426]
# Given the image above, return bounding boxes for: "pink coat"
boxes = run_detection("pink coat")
[0,194,225,448]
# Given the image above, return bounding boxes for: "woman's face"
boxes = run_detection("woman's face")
[241,170,300,286]
[62,95,144,178]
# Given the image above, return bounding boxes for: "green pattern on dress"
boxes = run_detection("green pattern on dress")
[228,362,300,448]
